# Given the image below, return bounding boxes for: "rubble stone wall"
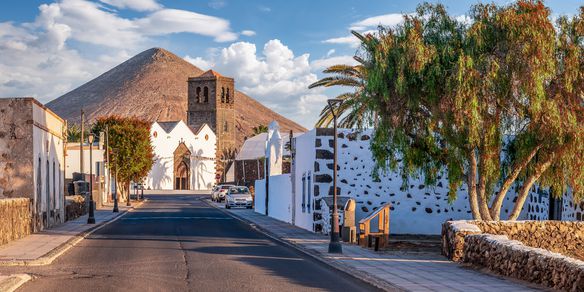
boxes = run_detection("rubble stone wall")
[65,195,86,222]
[0,198,32,246]
[464,234,584,291]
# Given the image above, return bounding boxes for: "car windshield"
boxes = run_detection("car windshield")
[229,187,249,194]
[221,185,234,190]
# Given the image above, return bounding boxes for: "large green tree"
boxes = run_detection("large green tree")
[361,1,583,220]
[93,116,154,200]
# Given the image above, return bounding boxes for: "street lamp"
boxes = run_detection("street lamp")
[112,148,119,213]
[327,98,343,254]
[87,133,96,224]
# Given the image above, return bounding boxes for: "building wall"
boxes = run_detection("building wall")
[65,146,105,179]
[291,129,317,231]
[0,98,34,199]
[146,121,216,190]
[31,101,65,230]
[0,98,65,231]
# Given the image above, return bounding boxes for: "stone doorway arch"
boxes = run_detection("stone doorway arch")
[174,142,191,190]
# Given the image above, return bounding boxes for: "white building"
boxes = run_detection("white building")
[65,143,108,205]
[0,97,65,231]
[146,120,216,190]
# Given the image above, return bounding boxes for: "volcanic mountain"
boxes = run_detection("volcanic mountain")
[47,48,306,147]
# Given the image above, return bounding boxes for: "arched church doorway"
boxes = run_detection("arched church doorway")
[174,142,191,190]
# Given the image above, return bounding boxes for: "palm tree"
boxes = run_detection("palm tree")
[252,124,268,135]
[309,33,375,128]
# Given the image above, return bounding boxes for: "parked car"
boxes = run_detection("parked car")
[225,186,253,209]
[211,184,235,202]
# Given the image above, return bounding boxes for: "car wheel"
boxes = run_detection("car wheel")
[246,206,252,209]
[225,205,230,209]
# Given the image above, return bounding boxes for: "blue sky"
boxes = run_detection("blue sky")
[0,0,581,128]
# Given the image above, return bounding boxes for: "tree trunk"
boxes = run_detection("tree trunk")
[489,145,541,220]
[508,156,553,220]
[477,150,493,220]
[467,148,482,220]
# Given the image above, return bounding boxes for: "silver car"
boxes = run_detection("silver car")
[225,186,253,209]
[211,184,235,202]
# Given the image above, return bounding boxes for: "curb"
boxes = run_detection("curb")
[203,199,404,292]
[0,199,148,267]
[0,274,31,292]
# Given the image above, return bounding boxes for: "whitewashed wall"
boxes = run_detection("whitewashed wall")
[32,102,65,229]
[292,129,317,231]
[254,175,293,223]
[65,146,104,179]
[292,129,549,235]
[146,121,216,190]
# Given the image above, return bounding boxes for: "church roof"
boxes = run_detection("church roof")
[199,69,223,78]
[156,121,181,133]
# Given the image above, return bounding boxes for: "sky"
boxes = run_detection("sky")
[0,0,581,128]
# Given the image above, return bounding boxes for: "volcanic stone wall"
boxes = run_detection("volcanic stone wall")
[309,128,545,235]
[464,234,584,291]
[0,198,32,246]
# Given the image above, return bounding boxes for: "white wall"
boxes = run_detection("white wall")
[254,174,293,223]
[65,146,104,179]
[292,129,546,235]
[292,129,317,231]
[32,102,65,229]
[254,179,266,215]
[146,121,216,190]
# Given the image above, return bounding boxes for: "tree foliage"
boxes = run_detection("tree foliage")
[309,60,375,128]
[92,116,154,198]
[252,124,269,135]
[359,1,583,220]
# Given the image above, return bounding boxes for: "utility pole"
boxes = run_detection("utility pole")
[105,125,110,203]
[327,98,343,254]
[80,110,85,180]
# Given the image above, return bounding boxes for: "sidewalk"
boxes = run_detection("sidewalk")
[0,204,134,266]
[211,201,543,292]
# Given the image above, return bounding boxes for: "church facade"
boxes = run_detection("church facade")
[145,120,216,191]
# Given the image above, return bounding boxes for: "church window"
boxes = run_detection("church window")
[221,87,225,103]
[196,87,201,103]
[226,88,231,103]
[224,121,228,132]
[203,87,209,103]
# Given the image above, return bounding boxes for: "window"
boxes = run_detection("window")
[307,172,312,213]
[301,173,306,212]
[223,121,228,132]
[226,88,231,103]
[196,87,201,103]
[203,87,209,103]
[221,87,225,103]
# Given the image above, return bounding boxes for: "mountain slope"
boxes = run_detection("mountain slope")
[47,48,306,147]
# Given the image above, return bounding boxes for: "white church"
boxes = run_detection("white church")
[145,120,216,191]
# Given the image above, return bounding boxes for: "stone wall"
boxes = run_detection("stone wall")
[463,234,584,291]
[442,220,584,262]
[0,198,32,246]
[65,195,86,221]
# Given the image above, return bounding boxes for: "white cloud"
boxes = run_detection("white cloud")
[298,94,328,115]
[311,55,358,71]
[350,13,404,30]
[258,5,271,12]
[184,55,214,70]
[326,49,335,57]
[241,30,256,36]
[100,0,162,11]
[323,35,360,47]
[137,9,238,42]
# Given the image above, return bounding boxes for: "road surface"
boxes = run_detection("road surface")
[1,193,378,292]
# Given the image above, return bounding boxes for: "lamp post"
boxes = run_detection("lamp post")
[327,98,343,254]
[87,133,96,224]
[112,148,119,213]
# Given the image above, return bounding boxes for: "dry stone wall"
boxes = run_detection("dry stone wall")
[464,234,584,291]
[0,198,32,246]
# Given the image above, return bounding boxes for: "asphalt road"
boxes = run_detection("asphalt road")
[2,194,379,292]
